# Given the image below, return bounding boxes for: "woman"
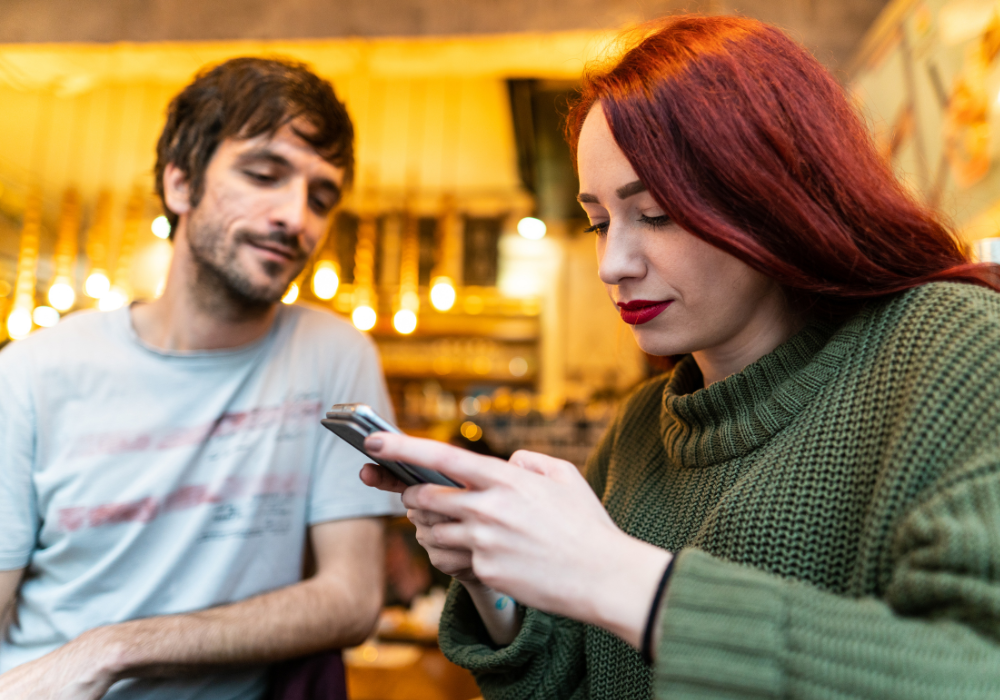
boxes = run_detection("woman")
[361,14,1000,699]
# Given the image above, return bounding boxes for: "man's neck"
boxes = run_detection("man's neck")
[130,263,279,353]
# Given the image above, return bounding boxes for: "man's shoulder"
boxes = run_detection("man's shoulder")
[0,309,110,368]
[280,303,376,353]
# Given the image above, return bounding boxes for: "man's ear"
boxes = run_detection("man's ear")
[163,164,192,216]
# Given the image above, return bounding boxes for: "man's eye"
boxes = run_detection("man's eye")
[310,196,333,214]
[245,171,276,183]
[583,221,609,235]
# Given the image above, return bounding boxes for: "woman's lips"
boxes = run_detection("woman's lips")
[617,299,672,325]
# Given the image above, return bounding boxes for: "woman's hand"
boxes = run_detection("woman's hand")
[360,433,672,648]
[359,462,480,584]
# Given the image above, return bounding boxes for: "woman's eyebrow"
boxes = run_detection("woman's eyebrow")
[576,180,647,203]
[616,180,647,199]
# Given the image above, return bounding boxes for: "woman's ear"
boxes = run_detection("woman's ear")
[162,164,192,217]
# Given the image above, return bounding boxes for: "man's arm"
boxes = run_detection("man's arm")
[0,568,23,638]
[0,518,385,699]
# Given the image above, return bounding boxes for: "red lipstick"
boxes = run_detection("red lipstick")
[617,299,672,325]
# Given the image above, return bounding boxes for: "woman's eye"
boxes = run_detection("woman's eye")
[639,214,671,228]
[583,221,609,235]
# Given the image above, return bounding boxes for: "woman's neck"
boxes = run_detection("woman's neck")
[692,294,806,387]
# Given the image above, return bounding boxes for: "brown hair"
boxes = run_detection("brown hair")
[154,57,354,237]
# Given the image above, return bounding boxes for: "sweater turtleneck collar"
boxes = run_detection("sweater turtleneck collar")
[659,312,866,468]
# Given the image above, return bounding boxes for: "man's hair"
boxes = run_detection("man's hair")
[154,57,354,235]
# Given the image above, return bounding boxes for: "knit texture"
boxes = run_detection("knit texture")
[437,282,1000,699]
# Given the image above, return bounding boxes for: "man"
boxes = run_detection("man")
[0,58,401,699]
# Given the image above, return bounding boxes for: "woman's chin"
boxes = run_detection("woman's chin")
[630,329,691,357]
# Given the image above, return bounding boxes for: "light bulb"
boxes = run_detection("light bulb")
[48,281,76,311]
[352,305,376,331]
[393,308,417,334]
[517,217,546,240]
[6,308,32,339]
[151,215,172,239]
[311,261,339,300]
[281,283,299,305]
[85,271,110,299]
[430,277,456,311]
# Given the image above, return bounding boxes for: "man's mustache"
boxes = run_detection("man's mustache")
[236,230,308,261]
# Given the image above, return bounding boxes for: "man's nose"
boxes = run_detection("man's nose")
[270,178,309,234]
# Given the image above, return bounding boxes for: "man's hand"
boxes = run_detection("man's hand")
[0,627,123,700]
[0,518,384,699]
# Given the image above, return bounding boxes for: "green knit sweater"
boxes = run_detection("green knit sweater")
[437,282,1000,699]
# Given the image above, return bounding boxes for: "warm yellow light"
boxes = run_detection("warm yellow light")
[311,261,339,300]
[352,305,377,331]
[48,281,76,311]
[393,308,417,335]
[460,421,483,441]
[32,306,60,328]
[430,277,456,311]
[85,271,110,298]
[6,308,33,339]
[517,217,546,240]
[509,356,529,377]
[281,283,299,305]
[151,216,172,239]
[154,277,166,298]
[460,396,481,416]
[98,287,128,311]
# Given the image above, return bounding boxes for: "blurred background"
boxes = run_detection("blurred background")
[5,0,1000,697]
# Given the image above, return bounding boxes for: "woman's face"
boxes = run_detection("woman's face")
[576,105,794,363]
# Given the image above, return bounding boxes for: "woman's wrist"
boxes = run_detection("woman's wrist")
[581,534,673,649]
[462,581,523,647]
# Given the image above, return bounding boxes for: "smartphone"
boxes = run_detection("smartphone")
[321,403,463,488]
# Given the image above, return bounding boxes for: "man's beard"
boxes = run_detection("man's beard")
[185,214,307,320]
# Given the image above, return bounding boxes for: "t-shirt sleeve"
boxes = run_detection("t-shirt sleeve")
[306,334,405,524]
[0,348,39,570]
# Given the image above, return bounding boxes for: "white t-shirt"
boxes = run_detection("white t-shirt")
[0,304,403,699]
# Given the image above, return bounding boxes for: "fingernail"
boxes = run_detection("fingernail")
[365,436,384,453]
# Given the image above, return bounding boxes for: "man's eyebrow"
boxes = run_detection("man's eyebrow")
[576,192,599,203]
[616,180,647,199]
[235,150,292,168]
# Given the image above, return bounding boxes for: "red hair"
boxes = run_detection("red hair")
[566,15,1000,307]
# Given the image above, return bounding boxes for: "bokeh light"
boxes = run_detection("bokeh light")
[517,216,546,240]
[151,216,172,239]
[85,271,110,299]
[32,306,60,328]
[47,281,76,311]
[281,283,299,305]
[429,277,456,311]
[393,308,417,334]
[352,305,377,331]
[6,308,33,339]
[98,287,128,311]
[311,261,339,300]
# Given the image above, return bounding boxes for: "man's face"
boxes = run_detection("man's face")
[182,121,345,307]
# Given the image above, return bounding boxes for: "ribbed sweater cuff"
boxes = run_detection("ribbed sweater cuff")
[655,548,785,698]
[438,579,555,673]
